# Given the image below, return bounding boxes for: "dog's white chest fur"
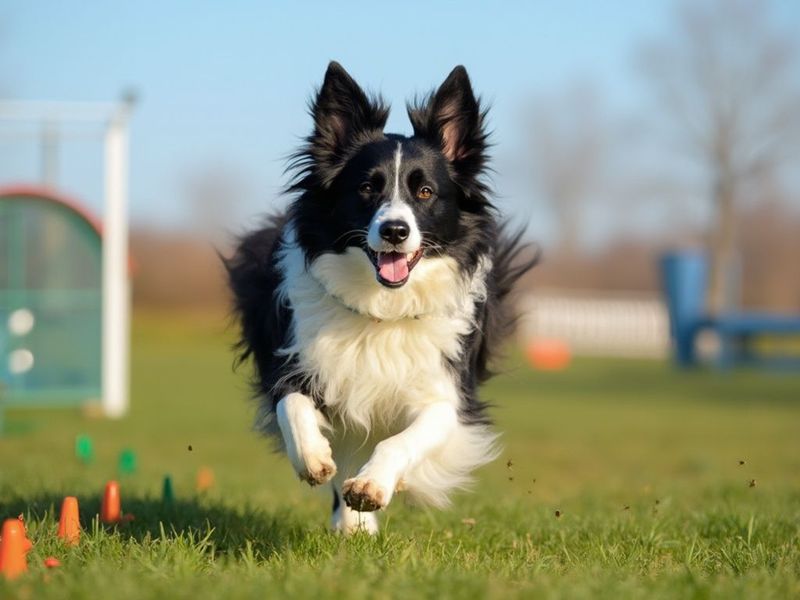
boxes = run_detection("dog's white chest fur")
[275,225,489,431]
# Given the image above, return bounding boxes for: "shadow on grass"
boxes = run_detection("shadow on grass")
[0,494,315,557]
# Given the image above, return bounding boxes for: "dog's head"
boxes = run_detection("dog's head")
[289,62,491,288]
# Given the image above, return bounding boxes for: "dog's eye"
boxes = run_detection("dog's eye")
[358,182,373,195]
[417,186,434,200]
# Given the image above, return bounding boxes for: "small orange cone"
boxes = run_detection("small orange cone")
[44,556,61,569]
[57,496,81,544]
[196,467,215,492]
[101,480,122,524]
[0,518,29,580]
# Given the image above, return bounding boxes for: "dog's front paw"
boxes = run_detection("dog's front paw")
[298,441,337,486]
[342,477,389,512]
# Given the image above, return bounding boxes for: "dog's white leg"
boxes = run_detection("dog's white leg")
[330,484,379,534]
[276,392,337,486]
[342,402,457,511]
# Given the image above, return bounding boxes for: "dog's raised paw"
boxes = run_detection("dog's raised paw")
[299,444,337,486]
[342,477,387,512]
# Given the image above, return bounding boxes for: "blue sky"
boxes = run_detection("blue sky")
[1,1,798,243]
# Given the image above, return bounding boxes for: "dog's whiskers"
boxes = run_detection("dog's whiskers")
[334,228,369,246]
[420,238,445,255]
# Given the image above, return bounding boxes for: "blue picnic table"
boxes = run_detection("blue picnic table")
[660,252,800,369]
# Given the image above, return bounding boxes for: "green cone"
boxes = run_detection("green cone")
[118,448,138,475]
[162,475,175,504]
[75,434,94,465]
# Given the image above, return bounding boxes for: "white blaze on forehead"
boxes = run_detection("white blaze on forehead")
[367,142,422,252]
[392,141,403,204]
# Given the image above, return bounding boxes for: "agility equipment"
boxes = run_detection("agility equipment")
[57,496,81,545]
[162,475,175,504]
[0,518,29,579]
[100,481,121,524]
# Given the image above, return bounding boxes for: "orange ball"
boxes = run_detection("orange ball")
[526,338,571,371]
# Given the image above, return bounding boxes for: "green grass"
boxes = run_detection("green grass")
[1,311,799,599]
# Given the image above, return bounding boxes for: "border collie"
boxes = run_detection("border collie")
[227,62,533,534]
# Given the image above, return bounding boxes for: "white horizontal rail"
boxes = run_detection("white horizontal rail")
[0,101,120,123]
[519,292,670,358]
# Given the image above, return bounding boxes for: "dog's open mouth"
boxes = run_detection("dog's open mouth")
[367,249,423,288]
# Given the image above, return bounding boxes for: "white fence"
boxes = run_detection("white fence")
[518,290,671,358]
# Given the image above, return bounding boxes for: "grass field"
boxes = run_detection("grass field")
[1,311,799,599]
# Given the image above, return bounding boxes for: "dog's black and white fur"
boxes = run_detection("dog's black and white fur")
[227,62,532,534]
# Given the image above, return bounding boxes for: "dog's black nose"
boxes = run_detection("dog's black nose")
[379,220,410,245]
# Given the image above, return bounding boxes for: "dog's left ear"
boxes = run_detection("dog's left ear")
[409,66,489,181]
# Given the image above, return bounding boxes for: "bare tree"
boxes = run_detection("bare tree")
[527,83,608,256]
[639,0,800,313]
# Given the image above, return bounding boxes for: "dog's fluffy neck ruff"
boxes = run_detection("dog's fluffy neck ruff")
[321,287,425,323]
[310,256,459,323]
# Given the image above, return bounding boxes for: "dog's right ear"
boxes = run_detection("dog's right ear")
[305,62,389,185]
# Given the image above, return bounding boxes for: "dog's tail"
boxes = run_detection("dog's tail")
[494,225,540,307]
[473,224,540,384]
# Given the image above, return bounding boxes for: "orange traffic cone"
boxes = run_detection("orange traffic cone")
[0,518,29,580]
[57,496,81,544]
[101,481,122,524]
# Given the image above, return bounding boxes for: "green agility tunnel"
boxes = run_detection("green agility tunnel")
[0,185,102,430]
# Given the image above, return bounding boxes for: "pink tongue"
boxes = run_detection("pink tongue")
[378,252,409,283]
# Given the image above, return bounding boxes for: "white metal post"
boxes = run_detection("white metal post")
[101,104,131,418]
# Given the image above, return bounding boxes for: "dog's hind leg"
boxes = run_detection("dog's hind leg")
[276,392,337,486]
[330,481,379,534]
